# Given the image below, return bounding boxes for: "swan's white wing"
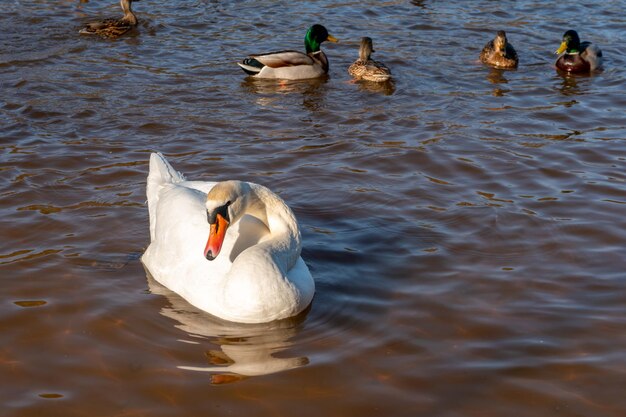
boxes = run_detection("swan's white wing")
[147,153,186,241]
[143,181,272,320]
[143,183,216,294]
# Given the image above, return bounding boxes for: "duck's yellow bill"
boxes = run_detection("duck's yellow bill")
[555,41,567,55]
[327,34,339,43]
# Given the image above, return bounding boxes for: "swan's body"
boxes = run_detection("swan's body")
[142,153,314,323]
[238,24,338,80]
[479,30,518,69]
[348,37,391,82]
[79,0,139,39]
[555,30,603,73]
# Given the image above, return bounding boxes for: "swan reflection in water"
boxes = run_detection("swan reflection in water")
[146,274,310,384]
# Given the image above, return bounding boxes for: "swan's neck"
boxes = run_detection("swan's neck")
[243,184,302,273]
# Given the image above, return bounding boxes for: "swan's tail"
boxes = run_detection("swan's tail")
[147,153,185,240]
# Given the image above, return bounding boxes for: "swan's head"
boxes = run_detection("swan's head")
[204,181,251,261]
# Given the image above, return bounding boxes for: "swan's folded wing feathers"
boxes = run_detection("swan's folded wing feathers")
[251,50,315,68]
[147,153,186,241]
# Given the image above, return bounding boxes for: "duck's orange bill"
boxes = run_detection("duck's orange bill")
[204,213,229,260]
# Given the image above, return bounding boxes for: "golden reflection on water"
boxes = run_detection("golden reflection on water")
[2,0,626,415]
[556,72,584,96]
[240,77,329,109]
[485,67,512,96]
[353,79,396,95]
[146,275,309,384]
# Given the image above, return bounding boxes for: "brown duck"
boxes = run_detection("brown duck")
[479,30,518,69]
[348,37,392,82]
[79,0,140,39]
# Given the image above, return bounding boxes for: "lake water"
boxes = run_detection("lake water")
[1,1,625,416]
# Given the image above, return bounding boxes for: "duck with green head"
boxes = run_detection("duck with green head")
[238,24,339,80]
[555,30,603,73]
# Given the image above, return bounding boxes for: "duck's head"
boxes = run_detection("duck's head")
[120,0,139,23]
[204,181,251,260]
[358,37,374,61]
[121,0,139,11]
[556,30,581,54]
[494,30,508,53]
[305,24,339,53]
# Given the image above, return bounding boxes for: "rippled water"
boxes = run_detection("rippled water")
[2,0,626,415]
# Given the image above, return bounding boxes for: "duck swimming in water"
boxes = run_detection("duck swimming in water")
[555,30,603,73]
[479,30,518,69]
[238,24,338,80]
[348,37,392,82]
[79,0,140,39]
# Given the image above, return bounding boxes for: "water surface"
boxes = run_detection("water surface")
[1,1,625,416]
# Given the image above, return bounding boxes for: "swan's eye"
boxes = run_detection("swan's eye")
[207,202,231,225]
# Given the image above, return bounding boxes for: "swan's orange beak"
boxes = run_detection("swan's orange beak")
[204,213,229,260]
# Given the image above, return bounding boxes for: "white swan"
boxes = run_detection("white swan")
[141,153,314,323]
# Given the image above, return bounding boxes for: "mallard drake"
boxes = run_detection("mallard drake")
[555,30,603,73]
[79,0,139,39]
[479,30,518,69]
[348,37,392,82]
[238,24,338,80]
